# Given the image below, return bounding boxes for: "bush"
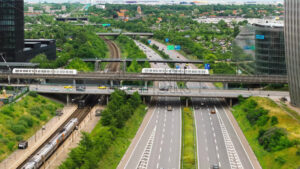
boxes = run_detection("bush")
[0,105,15,117]
[275,156,286,165]
[29,106,42,118]
[10,124,26,134]
[246,107,268,125]
[15,135,23,141]
[296,149,300,156]
[29,91,38,97]
[271,116,279,126]
[258,127,292,152]
[7,141,15,151]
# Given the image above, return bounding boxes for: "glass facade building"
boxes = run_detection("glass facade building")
[285,0,300,107]
[254,23,286,75]
[0,0,24,62]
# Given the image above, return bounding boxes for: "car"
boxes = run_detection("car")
[177,56,180,58]
[18,141,28,149]
[119,86,128,90]
[195,106,199,110]
[211,109,216,114]
[95,109,102,116]
[201,102,204,106]
[212,164,219,169]
[64,85,73,89]
[98,86,107,89]
[167,105,172,111]
[76,86,86,91]
[50,88,59,91]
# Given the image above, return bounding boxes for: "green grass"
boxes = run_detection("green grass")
[182,107,197,169]
[279,102,300,122]
[96,105,147,169]
[232,97,300,169]
[0,93,63,161]
[214,82,223,89]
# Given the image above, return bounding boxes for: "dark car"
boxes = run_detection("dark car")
[18,141,28,149]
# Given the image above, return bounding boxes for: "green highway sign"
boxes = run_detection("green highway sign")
[167,45,174,50]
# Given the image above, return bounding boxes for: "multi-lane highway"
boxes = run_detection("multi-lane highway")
[123,41,182,169]
[150,39,256,169]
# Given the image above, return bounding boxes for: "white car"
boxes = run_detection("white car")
[119,86,128,90]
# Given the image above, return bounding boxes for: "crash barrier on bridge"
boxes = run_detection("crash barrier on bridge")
[0,87,28,105]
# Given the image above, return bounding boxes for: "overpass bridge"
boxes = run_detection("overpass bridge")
[29,85,289,99]
[96,32,154,36]
[81,58,204,64]
[0,72,288,84]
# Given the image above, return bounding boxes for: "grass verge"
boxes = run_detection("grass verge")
[0,92,63,161]
[232,97,300,169]
[96,105,147,169]
[182,107,197,169]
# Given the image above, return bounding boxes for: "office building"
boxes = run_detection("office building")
[254,23,286,75]
[0,0,24,62]
[285,0,300,107]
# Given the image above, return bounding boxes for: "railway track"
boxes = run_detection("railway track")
[17,95,99,169]
[101,36,120,72]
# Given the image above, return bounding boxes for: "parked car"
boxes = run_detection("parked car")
[211,109,216,114]
[18,141,28,149]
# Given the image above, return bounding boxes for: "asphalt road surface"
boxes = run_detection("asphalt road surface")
[123,41,181,169]
[151,39,254,169]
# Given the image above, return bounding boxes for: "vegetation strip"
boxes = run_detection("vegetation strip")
[0,92,63,161]
[232,96,300,169]
[59,90,146,169]
[181,107,197,169]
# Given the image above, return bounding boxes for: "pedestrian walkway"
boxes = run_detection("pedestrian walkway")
[0,104,78,169]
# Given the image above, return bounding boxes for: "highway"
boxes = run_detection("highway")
[151,39,256,169]
[123,41,181,169]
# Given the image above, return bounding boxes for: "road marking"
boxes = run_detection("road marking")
[136,126,157,169]
[124,105,157,169]
[160,147,162,152]
[158,154,160,160]
[162,134,164,139]
[157,163,159,169]
[213,132,216,137]
[161,140,163,145]
[215,106,244,169]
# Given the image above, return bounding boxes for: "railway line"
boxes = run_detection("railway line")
[18,95,99,169]
[100,36,120,72]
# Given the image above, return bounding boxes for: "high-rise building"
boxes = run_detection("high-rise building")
[285,0,300,107]
[254,23,286,75]
[0,0,24,62]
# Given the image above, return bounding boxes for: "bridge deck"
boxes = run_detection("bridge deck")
[29,85,289,98]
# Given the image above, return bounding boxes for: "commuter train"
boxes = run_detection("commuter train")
[141,68,209,75]
[21,118,78,169]
[12,68,77,75]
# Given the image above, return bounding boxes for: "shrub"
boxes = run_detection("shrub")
[0,105,15,117]
[30,106,42,118]
[275,156,286,165]
[296,149,300,156]
[15,135,23,141]
[10,124,26,134]
[29,91,38,97]
[258,127,292,152]
[19,116,34,127]
[256,115,269,126]
[271,116,279,126]
[7,141,15,151]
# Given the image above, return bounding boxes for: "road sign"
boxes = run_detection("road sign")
[165,38,169,42]
[205,63,211,70]
[167,45,174,50]
[256,35,265,40]
[148,40,151,44]
[175,45,181,50]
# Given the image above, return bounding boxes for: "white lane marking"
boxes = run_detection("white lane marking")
[124,105,157,169]
[160,147,162,152]
[220,103,256,169]
[136,126,157,169]
[157,163,159,169]
[215,106,244,169]
[158,154,160,160]
[162,134,164,139]
[161,140,163,145]
[213,132,216,138]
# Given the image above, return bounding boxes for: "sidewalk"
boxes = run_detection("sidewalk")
[0,104,78,169]
[117,105,156,169]
[41,105,103,169]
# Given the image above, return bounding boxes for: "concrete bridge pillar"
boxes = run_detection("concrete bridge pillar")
[123,60,126,72]
[95,61,100,71]
[73,79,76,86]
[143,96,146,104]
[110,80,114,88]
[186,98,189,107]
[223,83,228,90]
[66,94,70,105]
[229,98,232,107]
[17,78,20,84]
[8,75,10,85]
[145,81,148,88]
[106,95,109,105]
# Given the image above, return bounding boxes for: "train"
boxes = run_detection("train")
[12,68,77,75]
[21,118,78,169]
[141,68,209,75]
